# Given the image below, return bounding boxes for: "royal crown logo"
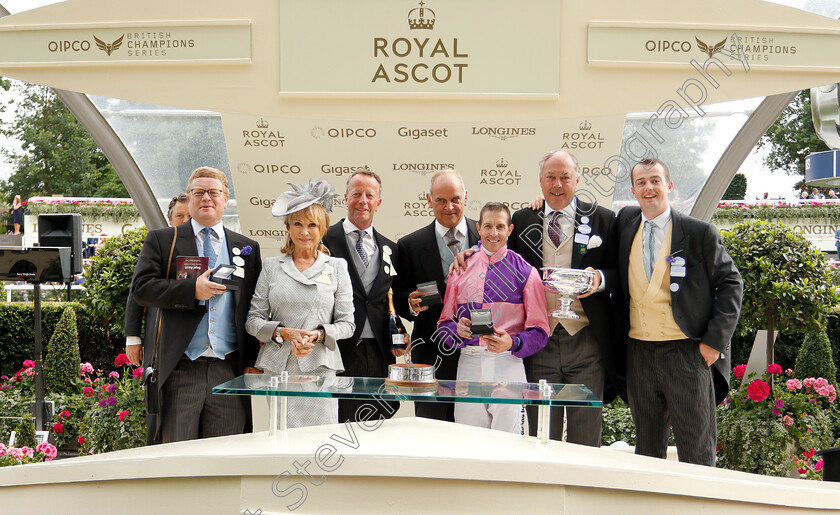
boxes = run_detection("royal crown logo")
[496,158,508,168]
[93,34,124,56]
[579,120,592,131]
[256,118,269,129]
[418,192,427,201]
[408,1,435,30]
[695,37,727,58]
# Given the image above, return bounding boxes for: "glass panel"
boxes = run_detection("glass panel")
[213,374,602,407]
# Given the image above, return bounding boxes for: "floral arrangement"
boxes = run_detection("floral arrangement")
[25,198,139,223]
[717,363,837,479]
[0,353,147,459]
[712,201,840,224]
[0,442,57,467]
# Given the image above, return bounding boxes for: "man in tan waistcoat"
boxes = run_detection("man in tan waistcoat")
[617,158,742,466]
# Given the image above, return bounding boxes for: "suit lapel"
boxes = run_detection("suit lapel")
[519,209,544,267]
[620,209,642,296]
[571,200,590,269]
[327,222,367,297]
[421,222,446,288]
[669,211,689,299]
[465,217,479,247]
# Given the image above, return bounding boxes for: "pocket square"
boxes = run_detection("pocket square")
[587,235,603,249]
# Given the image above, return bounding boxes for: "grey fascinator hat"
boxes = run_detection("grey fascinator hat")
[271,179,339,217]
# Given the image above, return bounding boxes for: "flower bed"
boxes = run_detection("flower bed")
[25,197,138,224]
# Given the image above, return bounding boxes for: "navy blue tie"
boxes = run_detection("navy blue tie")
[203,227,217,268]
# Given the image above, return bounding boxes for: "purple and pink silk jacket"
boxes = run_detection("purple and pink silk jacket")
[436,245,549,358]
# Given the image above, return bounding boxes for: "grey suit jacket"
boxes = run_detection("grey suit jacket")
[617,207,743,403]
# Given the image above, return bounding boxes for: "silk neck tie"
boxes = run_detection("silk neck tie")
[203,227,217,269]
[547,211,567,247]
[355,229,369,268]
[444,227,462,257]
[644,221,655,281]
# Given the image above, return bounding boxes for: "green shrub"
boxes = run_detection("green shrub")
[601,398,636,445]
[81,227,147,337]
[79,365,146,454]
[14,413,36,448]
[794,330,838,385]
[44,306,81,395]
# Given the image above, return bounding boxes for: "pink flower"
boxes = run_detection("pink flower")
[132,367,144,379]
[22,359,35,368]
[52,422,64,433]
[59,410,70,418]
[786,379,802,390]
[36,442,57,461]
[82,386,94,397]
[747,380,771,402]
[816,459,824,472]
[772,408,781,417]
[804,377,816,388]
[118,410,129,421]
[114,353,131,367]
[767,363,782,375]
[774,399,785,408]
[0,443,5,455]
[733,364,747,380]
[786,368,793,375]
[79,362,94,376]
[108,371,120,379]
[77,436,85,444]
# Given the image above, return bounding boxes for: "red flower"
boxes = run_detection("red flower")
[77,436,85,444]
[82,386,94,397]
[132,367,144,379]
[118,410,129,421]
[747,380,770,402]
[816,459,824,472]
[59,410,70,418]
[52,422,64,433]
[733,364,747,380]
[114,353,131,367]
[767,363,782,375]
[22,359,35,368]
[804,448,816,458]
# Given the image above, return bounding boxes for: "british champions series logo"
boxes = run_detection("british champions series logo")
[94,35,124,56]
[242,119,285,148]
[372,1,468,85]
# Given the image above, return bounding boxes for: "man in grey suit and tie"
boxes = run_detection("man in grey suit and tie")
[394,170,479,422]
[323,169,406,423]
[617,158,742,465]
[133,167,261,443]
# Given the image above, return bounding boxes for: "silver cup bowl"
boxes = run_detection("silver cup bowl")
[541,267,595,319]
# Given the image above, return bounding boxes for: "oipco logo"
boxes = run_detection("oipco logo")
[312,127,377,139]
[238,163,301,175]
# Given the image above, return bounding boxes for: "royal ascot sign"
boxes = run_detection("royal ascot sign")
[277,0,560,97]
[588,24,840,71]
[0,22,251,66]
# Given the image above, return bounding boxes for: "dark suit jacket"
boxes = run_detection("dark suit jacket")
[393,219,478,380]
[617,207,743,404]
[131,221,262,391]
[508,200,622,401]
[323,221,398,373]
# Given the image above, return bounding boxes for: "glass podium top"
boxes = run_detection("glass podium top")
[213,374,602,407]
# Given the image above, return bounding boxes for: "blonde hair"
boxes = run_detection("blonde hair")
[281,204,331,256]
[187,166,230,194]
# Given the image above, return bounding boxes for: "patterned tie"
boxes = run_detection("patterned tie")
[644,221,655,281]
[202,227,217,269]
[444,227,462,257]
[355,229,369,268]
[547,211,567,247]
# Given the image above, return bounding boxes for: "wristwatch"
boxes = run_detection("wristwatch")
[272,326,284,343]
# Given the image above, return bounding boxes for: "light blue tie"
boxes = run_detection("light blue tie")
[644,221,655,281]
[203,227,217,268]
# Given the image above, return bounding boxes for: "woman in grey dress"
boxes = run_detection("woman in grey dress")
[246,180,355,428]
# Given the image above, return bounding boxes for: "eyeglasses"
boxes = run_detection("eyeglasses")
[189,188,224,198]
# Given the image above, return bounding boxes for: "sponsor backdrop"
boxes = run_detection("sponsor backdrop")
[222,114,626,256]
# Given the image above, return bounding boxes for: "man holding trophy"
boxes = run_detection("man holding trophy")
[508,150,620,446]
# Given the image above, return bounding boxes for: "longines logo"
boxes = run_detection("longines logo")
[392,162,454,175]
[321,164,372,176]
[371,1,468,84]
[94,35,123,56]
[243,119,285,148]
[408,1,435,30]
[470,126,536,141]
[311,127,377,139]
[238,163,301,175]
[403,191,434,217]
[248,228,287,241]
[480,157,521,186]
[397,127,449,139]
[562,122,604,150]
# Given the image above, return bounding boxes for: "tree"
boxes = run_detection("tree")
[0,82,128,202]
[721,221,839,365]
[794,330,837,385]
[722,173,747,200]
[44,306,81,395]
[757,90,829,177]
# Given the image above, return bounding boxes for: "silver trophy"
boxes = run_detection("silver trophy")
[541,267,595,319]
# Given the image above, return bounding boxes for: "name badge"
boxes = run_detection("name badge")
[317,266,333,284]
[670,265,686,278]
[574,233,590,245]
